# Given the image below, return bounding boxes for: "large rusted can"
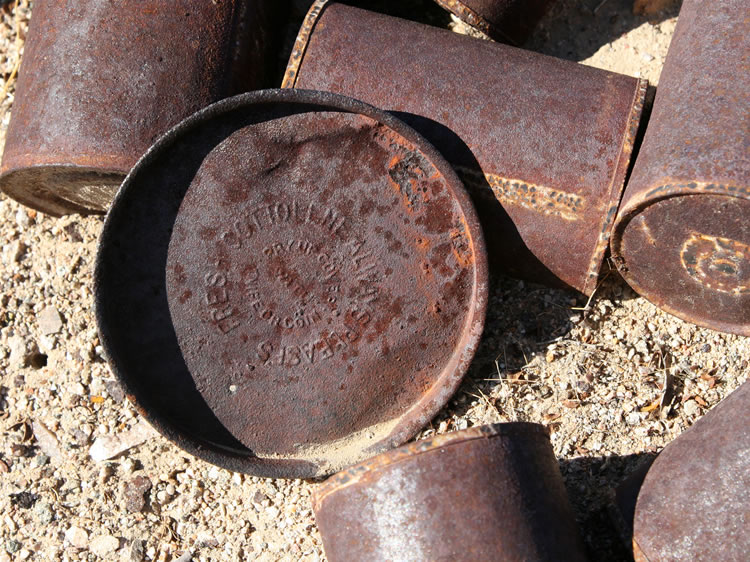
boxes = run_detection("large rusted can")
[611,0,749,335]
[283,1,647,295]
[0,0,286,216]
[613,381,750,561]
[312,423,588,561]
[95,89,488,478]
[433,0,555,45]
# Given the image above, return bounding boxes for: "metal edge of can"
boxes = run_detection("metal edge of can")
[431,0,511,43]
[282,0,331,89]
[94,88,489,478]
[0,155,131,216]
[581,77,649,295]
[610,180,750,336]
[312,422,549,510]
[632,538,651,562]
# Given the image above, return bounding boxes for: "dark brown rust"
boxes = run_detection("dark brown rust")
[94,89,488,478]
[0,0,286,216]
[313,423,587,561]
[433,0,555,45]
[284,1,647,295]
[611,0,749,335]
[616,381,750,561]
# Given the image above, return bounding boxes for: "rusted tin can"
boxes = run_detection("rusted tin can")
[433,0,555,45]
[0,0,285,216]
[312,423,588,561]
[614,381,750,561]
[284,1,647,295]
[94,89,488,478]
[611,0,749,335]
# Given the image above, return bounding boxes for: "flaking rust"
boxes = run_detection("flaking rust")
[0,0,286,216]
[94,89,487,479]
[284,1,647,295]
[613,381,750,561]
[432,0,555,45]
[312,423,587,561]
[611,0,749,335]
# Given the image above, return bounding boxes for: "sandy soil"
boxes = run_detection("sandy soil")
[0,1,747,561]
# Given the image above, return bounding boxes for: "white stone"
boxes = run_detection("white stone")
[37,306,63,335]
[90,535,120,557]
[89,419,157,462]
[64,526,89,548]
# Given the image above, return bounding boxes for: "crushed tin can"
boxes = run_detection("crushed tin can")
[312,423,588,561]
[283,0,647,295]
[433,0,555,45]
[613,381,750,561]
[0,0,286,216]
[94,89,488,479]
[611,0,749,335]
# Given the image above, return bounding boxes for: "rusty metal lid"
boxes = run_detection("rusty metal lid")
[612,190,750,335]
[95,89,488,478]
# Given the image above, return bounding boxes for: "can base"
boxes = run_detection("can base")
[0,165,123,216]
[613,188,750,335]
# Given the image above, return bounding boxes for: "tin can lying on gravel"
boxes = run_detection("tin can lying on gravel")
[0,0,285,216]
[432,0,555,45]
[312,423,587,561]
[613,381,750,561]
[611,0,749,335]
[283,0,647,295]
[95,89,488,479]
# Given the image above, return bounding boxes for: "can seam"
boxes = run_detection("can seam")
[282,0,330,89]
[432,0,516,44]
[582,77,648,295]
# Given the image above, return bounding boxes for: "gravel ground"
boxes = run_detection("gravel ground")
[0,1,747,561]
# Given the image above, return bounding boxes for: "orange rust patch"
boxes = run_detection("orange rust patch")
[680,233,750,294]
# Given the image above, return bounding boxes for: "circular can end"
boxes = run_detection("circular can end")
[612,184,750,335]
[95,88,488,478]
[0,164,123,216]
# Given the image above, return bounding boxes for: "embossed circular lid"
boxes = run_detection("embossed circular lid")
[95,89,488,478]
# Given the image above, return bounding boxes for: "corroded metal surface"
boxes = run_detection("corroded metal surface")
[0,0,285,216]
[611,0,749,335]
[433,0,555,45]
[624,381,750,561]
[94,89,488,478]
[284,1,647,295]
[313,423,587,561]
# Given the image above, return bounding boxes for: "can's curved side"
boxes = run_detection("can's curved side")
[0,0,285,216]
[611,0,749,335]
[628,381,750,560]
[312,423,587,561]
[432,0,555,45]
[284,0,646,295]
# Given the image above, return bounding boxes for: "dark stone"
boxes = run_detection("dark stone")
[123,475,152,513]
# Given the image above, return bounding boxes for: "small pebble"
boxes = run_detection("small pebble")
[127,539,146,562]
[90,534,120,557]
[123,475,152,513]
[64,526,88,549]
[683,399,700,417]
[37,306,63,335]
